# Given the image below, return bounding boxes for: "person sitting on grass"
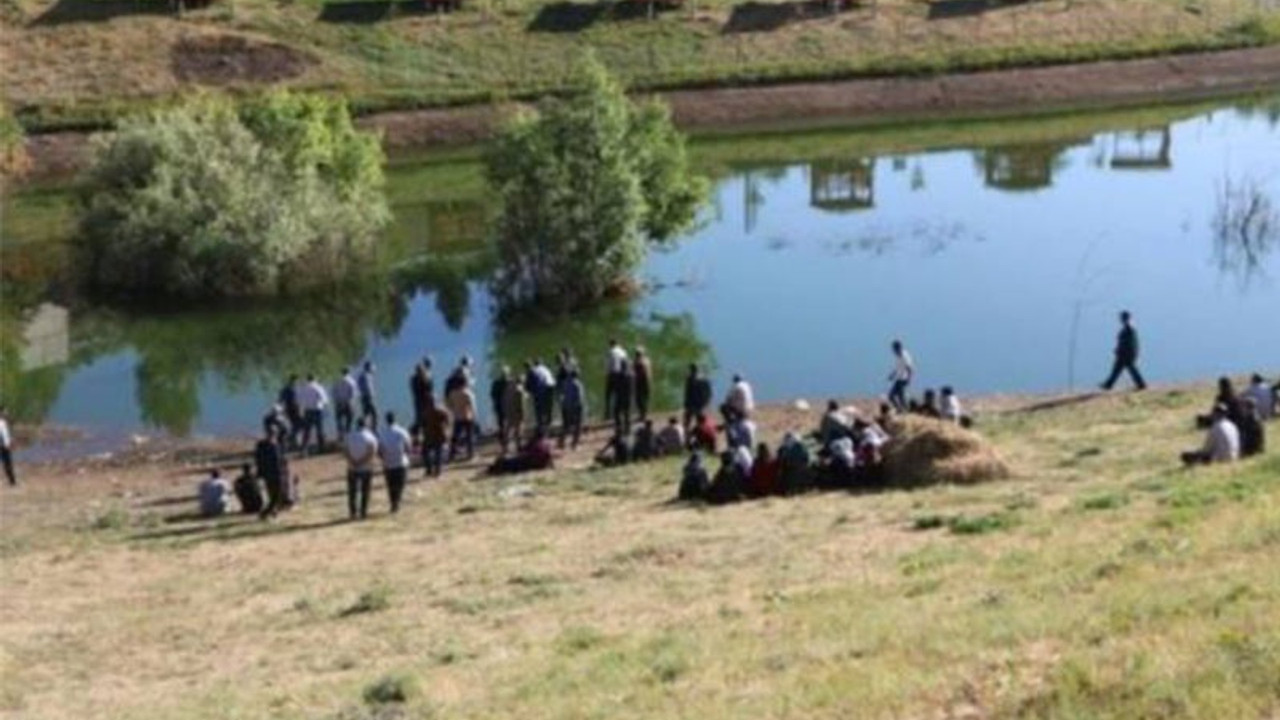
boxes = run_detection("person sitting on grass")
[854,418,890,487]
[915,389,942,419]
[595,432,632,467]
[818,400,852,446]
[1243,373,1276,422]
[748,442,780,498]
[777,432,812,495]
[706,451,745,505]
[940,386,971,427]
[1198,376,1245,429]
[488,429,556,476]
[1182,404,1240,466]
[678,452,710,502]
[198,469,232,518]
[725,409,757,450]
[633,419,658,462]
[1238,397,1266,458]
[688,412,717,454]
[820,435,856,489]
[656,417,686,456]
[232,463,263,516]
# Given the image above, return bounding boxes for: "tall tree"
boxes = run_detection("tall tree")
[485,56,707,315]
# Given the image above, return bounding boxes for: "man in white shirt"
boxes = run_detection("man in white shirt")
[1243,374,1275,421]
[1181,404,1240,466]
[940,386,963,424]
[379,412,413,514]
[725,374,755,420]
[0,405,14,486]
[887,339,914,412]
[344,418,379,520]
[198,470,232,518]
[604,339,628,422]
[298,374,330,455]
[332,368,357,436]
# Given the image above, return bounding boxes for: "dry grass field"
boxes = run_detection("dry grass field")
[1,382,1278,719]
[2,0,1279,129]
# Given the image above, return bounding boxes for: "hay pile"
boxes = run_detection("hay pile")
[881,415,1009,488]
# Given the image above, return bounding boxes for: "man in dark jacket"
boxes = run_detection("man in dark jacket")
[254,430,289,519]
[491,367,511,445]
[683,364,712,429]
[1101,310,1147,391]
[409,359,433,445]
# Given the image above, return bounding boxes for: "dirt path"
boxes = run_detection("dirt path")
[19,45,1280,181]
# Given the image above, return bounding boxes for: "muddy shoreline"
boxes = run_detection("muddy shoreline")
[19,46,1280,181]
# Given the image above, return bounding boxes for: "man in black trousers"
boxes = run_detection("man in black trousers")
[1101,310,1147,391]
[254,428,289,519]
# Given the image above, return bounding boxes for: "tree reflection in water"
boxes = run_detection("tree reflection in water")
[490,302,716,416]
[1213,175,1279,289]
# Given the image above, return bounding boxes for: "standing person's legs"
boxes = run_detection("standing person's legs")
[358,471,372,518]
[261,474,282,518]
[336,402,352,436]
[1,447,15,486]
[428,442,443,477]
[569,408,582,449]
[362,398,379,430]
[889,380,909,412]
[1126,362,1147,390]
[604,374,616,421]
[385,467,406,513]
[466,421,477,459]
[496,409,508,452]
[637,388,649,423]
[1101,357,1125,390]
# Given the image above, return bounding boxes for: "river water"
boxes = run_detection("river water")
[2,96,1278,456]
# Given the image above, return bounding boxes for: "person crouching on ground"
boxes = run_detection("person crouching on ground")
[595,432,631,467]
[688,412,717,454]
[1243,373,1276,422]
[679,452,710,501]
[633,420,658,462]
[706,450,746,505]
[344,418,379,520]
[1182,404,1240,466]
[233,463,263,516]
[488,429,555,476]
[748,443,780,498]
[656,417,686,456]
[198,469,232,518]
[1237,397,1266,459]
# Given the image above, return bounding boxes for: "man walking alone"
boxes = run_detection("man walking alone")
[1100,310,1147,391]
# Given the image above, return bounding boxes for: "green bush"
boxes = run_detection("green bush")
[77,92,389,298]
[485,55,706,315]
[362,673,420,705]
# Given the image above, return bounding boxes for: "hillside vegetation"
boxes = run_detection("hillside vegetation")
[3,0,1279,130]
[1,384,1278,718]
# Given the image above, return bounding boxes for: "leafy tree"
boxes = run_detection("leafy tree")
[77,92,389,298]
[485,56,706,314]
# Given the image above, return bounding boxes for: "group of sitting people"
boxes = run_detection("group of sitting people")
[677,398,902,505]
[1182,374,1276,466]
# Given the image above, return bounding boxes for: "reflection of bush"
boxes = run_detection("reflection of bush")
[491,300,715,414]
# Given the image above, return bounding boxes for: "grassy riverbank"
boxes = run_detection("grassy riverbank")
[1,383,1278,718]
[3,0,1279,131]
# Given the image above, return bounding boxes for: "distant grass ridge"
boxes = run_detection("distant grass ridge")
[6,0,1280,132]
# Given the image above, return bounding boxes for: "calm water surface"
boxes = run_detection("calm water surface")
[3,97,1278,457]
